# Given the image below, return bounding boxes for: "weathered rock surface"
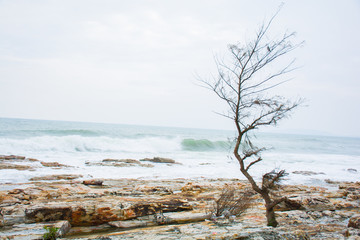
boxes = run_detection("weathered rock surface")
[1,176,360,239]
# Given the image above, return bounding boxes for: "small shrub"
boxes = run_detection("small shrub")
[210,185,253,219]
[43,226,59,240]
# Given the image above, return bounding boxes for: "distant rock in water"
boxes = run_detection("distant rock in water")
[292,171,325,176]
[29,174,83,181]
[347,168,358,173]
[140,157,180,164]
[40,161,70,168]
[86,159,154,168]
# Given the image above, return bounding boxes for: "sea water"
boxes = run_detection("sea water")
[0,118,359,185]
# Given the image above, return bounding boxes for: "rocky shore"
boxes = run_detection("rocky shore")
[1,155,360,239]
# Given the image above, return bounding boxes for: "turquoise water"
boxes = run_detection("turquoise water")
[0,117,359,184]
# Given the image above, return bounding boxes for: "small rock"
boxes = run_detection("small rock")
[83,179,103,186]
[54,220,71,237]
[40,161,69,168]
[347,168,358,173]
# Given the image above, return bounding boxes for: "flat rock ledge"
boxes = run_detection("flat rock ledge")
[1,178,360,239]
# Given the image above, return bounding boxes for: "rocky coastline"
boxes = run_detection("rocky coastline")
[1,155,360,239]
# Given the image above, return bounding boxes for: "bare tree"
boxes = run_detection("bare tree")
[202,10,303,227]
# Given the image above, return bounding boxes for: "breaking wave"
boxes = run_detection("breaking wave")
[181,138,231,152]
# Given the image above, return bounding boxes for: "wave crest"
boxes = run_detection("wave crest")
[181,138,231,151]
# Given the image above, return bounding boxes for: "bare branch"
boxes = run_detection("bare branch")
[201,6,302,228]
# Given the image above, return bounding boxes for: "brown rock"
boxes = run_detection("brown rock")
[8,189,25,194]
[348,215,360,229]
[0,163,33,170]
[82,179,103,186]
[40,161,69,167]
[3,155,26,160]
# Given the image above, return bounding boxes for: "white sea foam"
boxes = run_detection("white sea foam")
[0,118,359,186]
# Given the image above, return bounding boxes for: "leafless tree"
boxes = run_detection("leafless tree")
[202,10,303,227]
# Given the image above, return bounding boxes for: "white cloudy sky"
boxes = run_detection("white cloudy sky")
[0,0,359,137]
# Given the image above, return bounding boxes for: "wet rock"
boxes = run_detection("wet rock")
[83,179,103,186]
[349,215,360,229]
[140,157,179,164]
[29,174,83,181]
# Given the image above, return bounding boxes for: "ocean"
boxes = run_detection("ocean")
[1,118,359,186]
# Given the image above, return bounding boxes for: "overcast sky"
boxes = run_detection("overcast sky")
[0,0,359,137]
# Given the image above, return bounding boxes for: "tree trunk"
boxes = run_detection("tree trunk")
[265,204,278,227]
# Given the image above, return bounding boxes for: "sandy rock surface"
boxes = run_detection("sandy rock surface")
[1,155,360,239]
